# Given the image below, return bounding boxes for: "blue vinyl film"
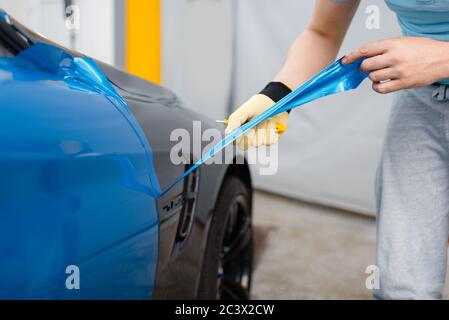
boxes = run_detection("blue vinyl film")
[161,58,368,196]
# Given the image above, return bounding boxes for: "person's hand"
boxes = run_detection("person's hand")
[225,94,288,150]
[343,37,449,94]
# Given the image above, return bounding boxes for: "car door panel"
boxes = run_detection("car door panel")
[0,43,160,299]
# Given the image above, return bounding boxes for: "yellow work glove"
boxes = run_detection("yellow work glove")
[225,94,289,150]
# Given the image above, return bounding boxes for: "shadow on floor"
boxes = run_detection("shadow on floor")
[253,224,278,269]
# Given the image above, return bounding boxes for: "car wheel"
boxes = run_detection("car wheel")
[198,175,252,300]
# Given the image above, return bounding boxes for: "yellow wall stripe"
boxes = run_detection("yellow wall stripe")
[126,0,161,84]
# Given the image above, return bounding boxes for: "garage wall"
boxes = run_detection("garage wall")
[232,1,400,215]
[162,1,401,215]
[0,0,116,65]
[162,0,234,121]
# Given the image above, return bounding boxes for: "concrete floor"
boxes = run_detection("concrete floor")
[251,190,449,300]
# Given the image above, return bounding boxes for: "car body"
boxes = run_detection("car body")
[0,9,253,299]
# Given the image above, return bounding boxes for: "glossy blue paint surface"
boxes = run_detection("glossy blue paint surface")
[0,42,160,299]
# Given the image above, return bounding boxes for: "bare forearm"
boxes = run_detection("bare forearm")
[273,0,359,90]
[273,29,342,90]
[225,0,360,146]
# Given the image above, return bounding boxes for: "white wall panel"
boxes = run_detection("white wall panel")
[233,1,400,214]
[76,0,115,65]
[162,0,234,120]
[0,0,116,65]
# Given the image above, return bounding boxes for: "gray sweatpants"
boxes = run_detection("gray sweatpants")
[374,84,449,299]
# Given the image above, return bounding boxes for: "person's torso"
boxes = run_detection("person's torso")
[385,0,449,40]
[338,0,449,83]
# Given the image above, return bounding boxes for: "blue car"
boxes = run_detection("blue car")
[0,9,253,300]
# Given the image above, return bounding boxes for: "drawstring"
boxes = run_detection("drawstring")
[432,84,449,102]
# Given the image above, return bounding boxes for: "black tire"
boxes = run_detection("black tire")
[198,175,253,300]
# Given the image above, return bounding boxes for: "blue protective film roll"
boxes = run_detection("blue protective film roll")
[160,58,368,196]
